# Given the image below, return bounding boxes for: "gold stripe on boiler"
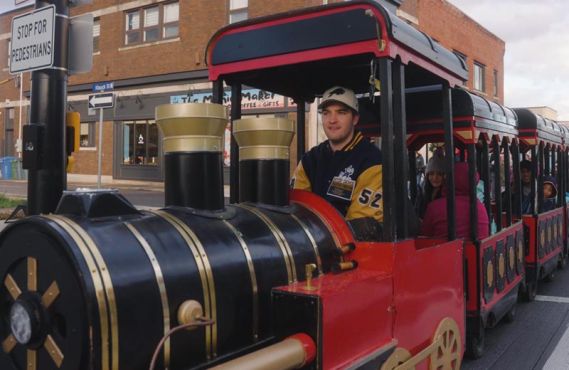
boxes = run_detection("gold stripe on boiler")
[45,215,114,370]
[236,204,297,283]
[290,214,323,275]
[149,210,218,358]
[223,220,260,340]
[125,223,171,366]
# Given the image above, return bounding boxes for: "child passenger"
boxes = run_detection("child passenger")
[542,176,557,212]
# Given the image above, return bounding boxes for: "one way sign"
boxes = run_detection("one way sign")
[88,92,114,109]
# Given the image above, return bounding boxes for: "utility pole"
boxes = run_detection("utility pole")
[26,0,69,215]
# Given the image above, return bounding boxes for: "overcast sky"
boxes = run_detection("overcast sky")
[447,0,569,120]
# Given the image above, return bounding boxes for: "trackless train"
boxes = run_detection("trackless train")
[0,1,567,369]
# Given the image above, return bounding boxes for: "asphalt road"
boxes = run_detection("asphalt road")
[463,265,569,370]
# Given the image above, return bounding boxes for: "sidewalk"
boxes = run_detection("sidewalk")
[67,174,164,192]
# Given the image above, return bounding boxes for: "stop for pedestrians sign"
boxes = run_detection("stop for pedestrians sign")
[10,5,56,74]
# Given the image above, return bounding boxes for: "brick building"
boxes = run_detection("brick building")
[0,0,505,182]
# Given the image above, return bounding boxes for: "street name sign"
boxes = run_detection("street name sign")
[88,93,114,109]
[92,81,114,93]
[10,5,56,74]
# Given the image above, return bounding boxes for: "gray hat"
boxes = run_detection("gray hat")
[318,86,359,112]
[426,155,445,174]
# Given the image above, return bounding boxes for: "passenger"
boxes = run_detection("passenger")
[420,162,489,240]
[517,159,534,214]
[542,176,558,212]
[292,86,383,223]
[415,151,445,219]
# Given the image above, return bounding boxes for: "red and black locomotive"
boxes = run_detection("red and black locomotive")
[0,1,566,370]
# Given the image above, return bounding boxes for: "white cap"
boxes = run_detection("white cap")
[318,86,359,113]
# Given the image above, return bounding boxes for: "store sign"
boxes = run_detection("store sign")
[170,89,287,110]
[10,5,56,74]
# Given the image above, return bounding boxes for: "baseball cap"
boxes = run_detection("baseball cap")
[318,86,359,113]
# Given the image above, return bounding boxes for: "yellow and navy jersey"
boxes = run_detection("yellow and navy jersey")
[292,132,383,222]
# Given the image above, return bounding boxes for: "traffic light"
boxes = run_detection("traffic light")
[66,112,80,172]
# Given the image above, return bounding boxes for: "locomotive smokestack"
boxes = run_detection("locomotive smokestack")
[156,103,228,210]
[233,118,295,206]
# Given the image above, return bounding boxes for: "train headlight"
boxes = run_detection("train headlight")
[10,301,32,345]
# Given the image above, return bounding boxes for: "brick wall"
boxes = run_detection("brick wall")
[71,121,113,175]
[415,0,505,103]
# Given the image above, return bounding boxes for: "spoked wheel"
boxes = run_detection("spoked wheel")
[466,318,485,359]
[381,348,412,370]
[0,224,88,370]
[429,318,462,370]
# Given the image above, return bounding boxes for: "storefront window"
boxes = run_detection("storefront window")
[122,120,158,166]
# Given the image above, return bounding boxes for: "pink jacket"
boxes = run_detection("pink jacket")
[420,162,489,240]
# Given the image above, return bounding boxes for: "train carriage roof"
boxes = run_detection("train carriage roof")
[514,108,564,147]
[206,0,468,101]
[404,88,518,149]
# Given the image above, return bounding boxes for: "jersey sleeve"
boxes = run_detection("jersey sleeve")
[346,164,383,222]
[291,161,312,191]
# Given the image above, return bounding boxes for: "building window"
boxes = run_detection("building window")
[493,69,499,97]
[125,2,178,45]
[474,62,485,92]
[93,18,100,53]
[80,122,96,148]
[229,0,248,23]
[122,121,159,166]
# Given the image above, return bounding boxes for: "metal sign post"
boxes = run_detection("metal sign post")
[88,92,114,189]
[97,108,103,188]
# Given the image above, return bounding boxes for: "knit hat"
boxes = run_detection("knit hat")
[318,86,359,113]
[520,160,532,171]
[426,154,445,174]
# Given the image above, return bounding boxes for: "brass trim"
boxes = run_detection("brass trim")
[45,215,112,370]
[177,300,204,327]
[27,257,37,292]
[2,334,16,353]
[498,253,505,278]
[163,136,223,153]
[4,273,22,300]
[45,334,64,368]
[149,210,218,358]
[293,203,343,251]
[41,281,60,309]
[238,146,290,161]
[233,118,295,160]
[486,260,494,288]
[27,349,36,370]
[125,223,171,366]
[156,103,228,154]
[209,335,308,370]
[223,220,259,340]
[290,214,323,275]
[236,204,297,283]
